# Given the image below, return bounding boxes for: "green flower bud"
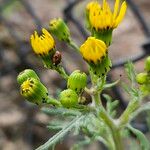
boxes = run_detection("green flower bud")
[136,73,147,84]
[20,78,49,105]
[17,69,39,85]
[59,89,78,108]
[145,56,150,72]
[67,70,87,94]
[49,18,71,42]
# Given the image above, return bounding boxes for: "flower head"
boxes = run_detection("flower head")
[59,89,78,108]
[30,28,55,56]
[49,18,71,42]
[80,37,107,64]
[67,70,87,94]
[86,0,127,31]
[80,37,112,77]
[17,69,39,85]
[20,78,49,105]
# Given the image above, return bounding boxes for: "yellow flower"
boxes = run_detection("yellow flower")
[30,28,55,56]
[86,0,127,31]
[80,37,107,64]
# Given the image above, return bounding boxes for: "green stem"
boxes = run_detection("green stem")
[92,92,101,106]
[54,65,69,80]
[47,97,61,107]
[68,40,80,52]
[89,66,102,106]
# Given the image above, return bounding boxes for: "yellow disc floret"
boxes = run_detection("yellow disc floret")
[80,37,107,64]
[30,28,55,56]
[86,0,127,31]
[21,79,31,92]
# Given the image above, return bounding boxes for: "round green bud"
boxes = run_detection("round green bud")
[59,89,78,108]
[20,78,49,105]
[67,70,87,94]
[136,72,147,84]
[17,69,39,85]
[145,56,150,72]
[49,18,71,42]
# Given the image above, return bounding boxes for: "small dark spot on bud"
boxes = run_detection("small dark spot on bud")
[120,74,122,77]
[46,93,48,96]
[90,60,94,64]
[30,85,33,88]
[102,73,104,76]
[30,80,34,84]
[102,56,105,60]
[42,97,46,103]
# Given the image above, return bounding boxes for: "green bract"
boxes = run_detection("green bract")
[90,55,112,77]
[17,69,39,85]
[20,78,49,105]
[67,70,87,94]
[59,89,78,108]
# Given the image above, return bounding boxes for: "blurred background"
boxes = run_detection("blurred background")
[0,0,150,149]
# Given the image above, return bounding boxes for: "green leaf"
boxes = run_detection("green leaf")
[71,137,91,150]
[103,94,119,118]
[127,124,150,150]
[36,115,85,150]
[131,102,150,120]
[125,61,137,86]
[42,107,81,116]
[47,120,67,131]
[103,79,120,89]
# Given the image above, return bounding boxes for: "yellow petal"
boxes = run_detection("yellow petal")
[113,0,120,19]
[115,1,127,27]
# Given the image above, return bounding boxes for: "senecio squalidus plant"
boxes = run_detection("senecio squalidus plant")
[17,0,150,150]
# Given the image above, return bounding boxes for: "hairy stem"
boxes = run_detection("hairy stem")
[54,65,69,80]
[98,109,124,150]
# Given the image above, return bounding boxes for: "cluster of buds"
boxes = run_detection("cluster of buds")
[58,70,87,108]
[136,56,150,96]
